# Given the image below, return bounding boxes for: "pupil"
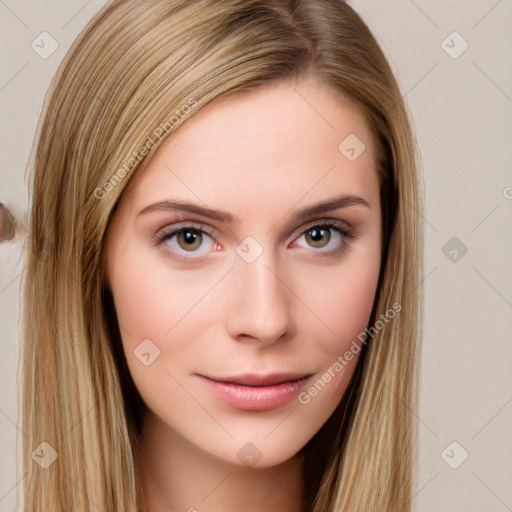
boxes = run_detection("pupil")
[311,229,323,241]
[184,231,196,243]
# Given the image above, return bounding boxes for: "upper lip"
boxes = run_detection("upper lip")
[198,372,313,387]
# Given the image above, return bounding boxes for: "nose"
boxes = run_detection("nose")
[225,250,294,346]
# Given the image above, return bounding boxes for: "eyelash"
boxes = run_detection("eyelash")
[152,220,354,263]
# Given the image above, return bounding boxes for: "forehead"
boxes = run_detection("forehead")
[119,77,379,221]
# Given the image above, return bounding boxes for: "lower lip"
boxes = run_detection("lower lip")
[198,375,310,411]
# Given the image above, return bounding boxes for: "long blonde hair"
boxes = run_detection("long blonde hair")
[19,1,423,510]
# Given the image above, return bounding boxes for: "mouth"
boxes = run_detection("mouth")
[196,372,313,411]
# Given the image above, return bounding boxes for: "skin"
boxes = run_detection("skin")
[104,75,382,512]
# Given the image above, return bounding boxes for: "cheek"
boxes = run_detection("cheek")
[108,261,195,413]
[294,251,380,415]
[331,263,379,340]
[110,265,164,345]
[107,248,177,396]
[109,246,217,345]
[108,248,226,389]
[299,245,379,390]
[303,249,381,353]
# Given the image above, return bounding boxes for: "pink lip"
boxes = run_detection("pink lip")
[196,373,312,411]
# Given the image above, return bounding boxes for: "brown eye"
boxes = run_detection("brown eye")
[304,226,331,248]
[295,222,349,254]
[176,229,203,251]
[156,224,216,261]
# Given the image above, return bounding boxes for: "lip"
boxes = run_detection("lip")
[196,372,313,411]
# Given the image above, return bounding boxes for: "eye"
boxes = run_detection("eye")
[153,220,353,262]
[295,222,351,253]
[153,223,216,261]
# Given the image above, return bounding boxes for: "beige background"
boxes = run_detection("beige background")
[1,1,511,511]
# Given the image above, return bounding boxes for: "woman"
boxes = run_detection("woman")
[20,0,423,510]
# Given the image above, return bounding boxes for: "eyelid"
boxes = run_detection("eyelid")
[153,216,351,241]
[152,222,217,263]
[295,218,351,236]
[152,217,354,261]
[152,221,216,243]
[291,220,353,255]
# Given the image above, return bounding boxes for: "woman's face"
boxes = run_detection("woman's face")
[104,76,382,468]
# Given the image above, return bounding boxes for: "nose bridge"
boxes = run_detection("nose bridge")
[226,242,293,343]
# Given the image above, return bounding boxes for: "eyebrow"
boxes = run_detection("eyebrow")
[138,194,370,225]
